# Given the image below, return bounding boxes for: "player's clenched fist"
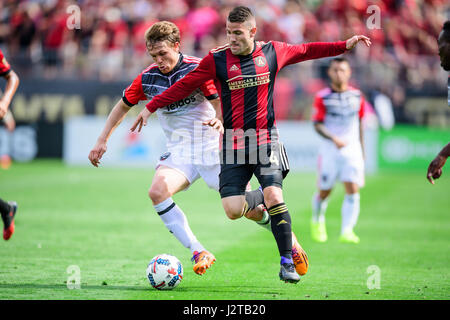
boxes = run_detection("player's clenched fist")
[130,108,152,133]
[88,140,107,167]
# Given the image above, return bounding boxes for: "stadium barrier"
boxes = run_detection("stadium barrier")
[378,125,450,170]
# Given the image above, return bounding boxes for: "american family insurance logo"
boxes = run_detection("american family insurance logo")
[226,72,270,90]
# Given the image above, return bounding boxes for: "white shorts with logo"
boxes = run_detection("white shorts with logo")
[317,144,365,190]
[156,151,220,191]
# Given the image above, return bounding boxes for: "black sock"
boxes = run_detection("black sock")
[244,189,265,212]
[0,198,10,216]
[267,202,292,260]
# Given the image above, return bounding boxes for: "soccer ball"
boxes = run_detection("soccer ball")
[146,254,183,290]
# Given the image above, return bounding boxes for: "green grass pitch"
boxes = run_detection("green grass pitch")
[0,160,449,300]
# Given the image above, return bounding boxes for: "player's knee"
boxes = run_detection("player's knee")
[225,210,243,220]
[222,202,244,220]
[148,186,170,205]
[263,188,284,209]
[319,190,331,200]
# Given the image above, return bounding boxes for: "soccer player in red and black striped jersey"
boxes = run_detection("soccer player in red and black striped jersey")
[131,6,371,283]
[0,48,20,240]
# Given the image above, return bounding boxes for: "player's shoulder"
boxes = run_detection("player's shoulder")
[316,87,333,98]
[181,54,202,66]
[346,85,364,97]
[182,55,202,68]
[210,43,230,54]
[256,40,271,47]
[347,85,362,93]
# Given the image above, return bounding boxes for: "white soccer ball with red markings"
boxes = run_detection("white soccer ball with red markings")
[146,254,183,290]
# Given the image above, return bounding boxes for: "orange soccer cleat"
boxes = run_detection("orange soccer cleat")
[191,250,216,275]
[291,232,309,276]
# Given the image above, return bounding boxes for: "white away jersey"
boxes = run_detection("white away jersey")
[312,86,365,148]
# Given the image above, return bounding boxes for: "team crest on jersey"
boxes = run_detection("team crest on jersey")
[160,152,171,161]
[254,56,267,67]
[229,64,240,72]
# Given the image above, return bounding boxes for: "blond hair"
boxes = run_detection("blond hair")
[145,21,180,49]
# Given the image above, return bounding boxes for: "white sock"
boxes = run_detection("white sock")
[154,198,205,254]
[256,206,271,232]
[312,193,328,223]
[341,193,360,234]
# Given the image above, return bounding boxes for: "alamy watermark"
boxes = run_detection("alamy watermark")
[66,265,81,289]
[366,5,381,30]
[366,265,381,290]
[66,5,81,30]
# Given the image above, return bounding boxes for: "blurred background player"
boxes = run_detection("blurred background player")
[427,20,450,185]
[311,57,365,244]
[131,6,370,283]
[88,21,271,275]
[0,48,20,240]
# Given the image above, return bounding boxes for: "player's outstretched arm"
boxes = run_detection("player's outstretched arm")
[89,99,130,167]
[275,36,371,68]
[427,142,450,184]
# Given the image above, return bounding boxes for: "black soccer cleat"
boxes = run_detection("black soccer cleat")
[279,262,301,283]
[2,201,17,241]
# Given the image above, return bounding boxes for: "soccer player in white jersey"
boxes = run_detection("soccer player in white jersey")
[311,57,365,244]
[88,21,272,275]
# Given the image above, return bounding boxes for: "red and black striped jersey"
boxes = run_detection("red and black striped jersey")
[0,49,11,76]
[146,40,347,149]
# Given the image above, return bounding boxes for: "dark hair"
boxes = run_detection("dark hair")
[228,6,254,23]
[329,57,350,66]
[443,20,450,32]
[441,20,450,41]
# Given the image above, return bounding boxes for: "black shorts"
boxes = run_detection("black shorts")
[219,142,290,198]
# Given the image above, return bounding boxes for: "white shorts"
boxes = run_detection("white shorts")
[317,146,365,190]
[156,151,220,191]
